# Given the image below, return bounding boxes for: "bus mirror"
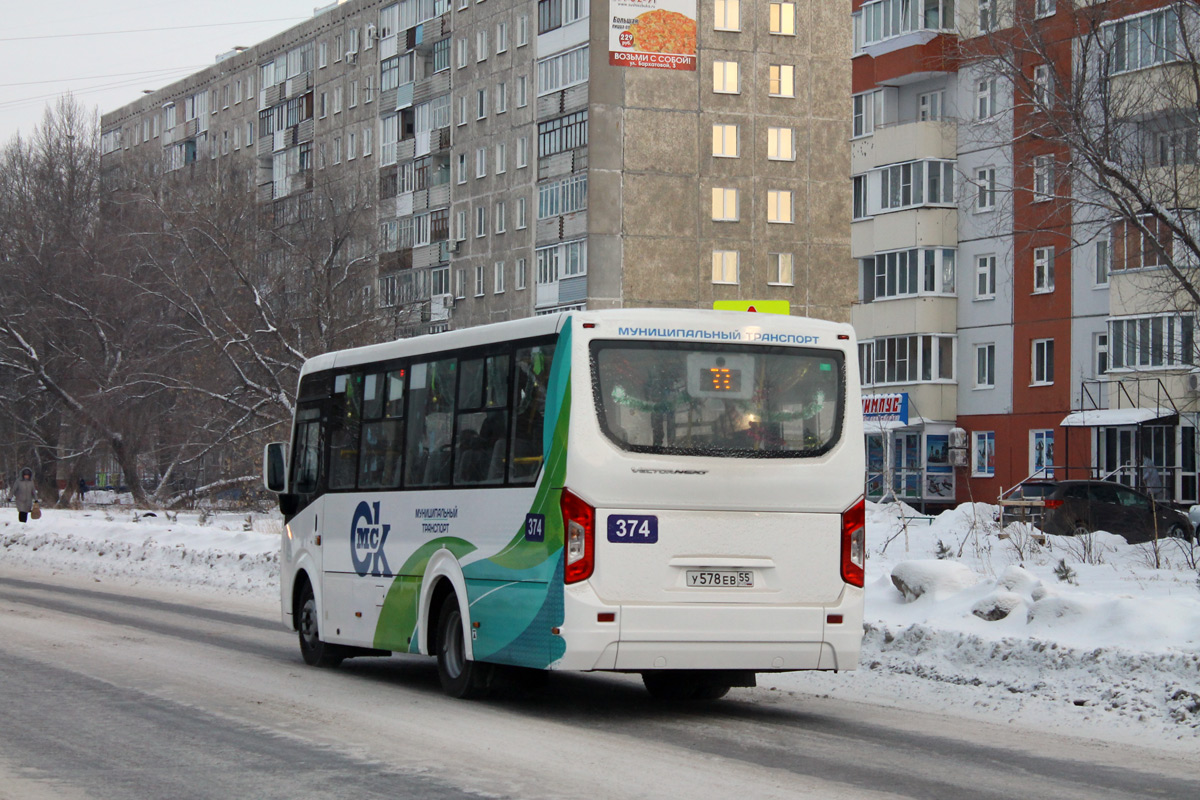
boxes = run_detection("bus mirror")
[264,442,289,493]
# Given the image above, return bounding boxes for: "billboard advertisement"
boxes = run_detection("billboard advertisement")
[608,0,698,71]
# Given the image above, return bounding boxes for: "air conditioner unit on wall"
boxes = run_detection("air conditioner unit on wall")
[1187,371,1200,393]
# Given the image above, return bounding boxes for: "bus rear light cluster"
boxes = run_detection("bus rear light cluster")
[561,488,595,584]
[841,496,865,588]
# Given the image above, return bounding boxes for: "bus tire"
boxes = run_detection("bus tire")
[297,582,344,668]
[435,595,491,699]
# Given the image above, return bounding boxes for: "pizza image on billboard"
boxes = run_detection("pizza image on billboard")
[609,0,698,71]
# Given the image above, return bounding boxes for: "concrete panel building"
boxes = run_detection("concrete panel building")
[100,0,853,339]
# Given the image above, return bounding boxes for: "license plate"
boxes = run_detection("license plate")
[686,570,754,588]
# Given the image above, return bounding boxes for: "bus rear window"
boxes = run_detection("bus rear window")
[592,341,844,458]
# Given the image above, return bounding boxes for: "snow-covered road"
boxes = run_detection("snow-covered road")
[1,500,1198,755]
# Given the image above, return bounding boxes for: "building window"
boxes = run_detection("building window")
[1096,238,1110,285]
[518,14,529,46]
[476,147,487,178]
[1107,7,1180,75]
[975,344,996,388]
[496,201,507,233]
[976,254,996,299]
[516,257,527,290]
[457,38,468,68]
[1036,0,1056,19]
[711,187,739,221]
[767,190,793,223]
[861,334,955,385]
[334,86,343,114]
[975,166,996,211]
[877,159,955,211]
[433,39,450,73]
[973,431,996,477]
[456,209,467,240]
[1032,64,1052,108]
[769,1,795,35]
[768,126,794,160]
[476,206,487,237]
[516,196,527,228]
[979,0,995,33]
[976,76,997,119]
[860,248,957,302]
[1033,155,1054,202]
[712,251,739,284]
[852,89,884,137]
[1031,429,1055,478]
[917,90,944,121]
[476,88,487,119]
[476,29,488,61]
[457,95,467,126]
[1033,247,1055,293]
[517,136,529,168]
[1109,313,1196,370]
[456,153,467,183]
[853,175,868,219]
[517,76,528,107]
[713,61,739,94]
[455,268,466,300]
[495,142,507,173]
[496,82,508,114]
[714,0,739,31]
[475,264,485,296]
[537,45,589,96]
[769,65,794,98]
[538,110,588,157]
[859,0,954,45]
[494,261,506,293]
[769,253,794,285]
[1032,339,1055,385]
[712,124,738,157]
[539,173,588,218]
[1095,332,1109,375]
[497,21,509,52]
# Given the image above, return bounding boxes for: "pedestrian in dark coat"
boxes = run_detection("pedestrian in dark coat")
[11,468,37,523]
[78,477,87,501]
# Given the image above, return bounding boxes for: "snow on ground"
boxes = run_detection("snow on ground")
[2,498,1199,750]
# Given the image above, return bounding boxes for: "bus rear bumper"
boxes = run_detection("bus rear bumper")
[554,588,864,673]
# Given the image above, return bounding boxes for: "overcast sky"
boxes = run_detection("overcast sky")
[0,1,320,143]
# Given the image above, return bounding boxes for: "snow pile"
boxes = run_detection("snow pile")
[0,508,279,595]
[3,499,1200,747]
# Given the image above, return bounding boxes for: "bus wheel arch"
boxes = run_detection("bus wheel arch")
[419,552,473,661]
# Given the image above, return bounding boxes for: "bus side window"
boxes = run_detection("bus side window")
[328,373,363,490]
[406,359,457,487]
[455,354,510,486]
[358,370,406,490]
[291,406,324,496]
[510,344,554,484]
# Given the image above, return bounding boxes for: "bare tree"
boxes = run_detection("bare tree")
[964,1,1200,308]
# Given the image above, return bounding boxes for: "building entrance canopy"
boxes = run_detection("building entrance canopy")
[1060,408,1177,427]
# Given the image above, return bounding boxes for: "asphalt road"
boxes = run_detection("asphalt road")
[0,573,1195,800]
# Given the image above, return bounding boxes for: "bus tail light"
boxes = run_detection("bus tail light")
[561,488,595,584]
[841,496,865,588]
[1044,498,1063,509]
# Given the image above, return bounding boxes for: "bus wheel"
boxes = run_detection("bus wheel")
[297,582,343,668]
[436,596,491,699]
[642,671,729,701]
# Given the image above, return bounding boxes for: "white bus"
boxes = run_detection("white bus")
[264,308,865,699]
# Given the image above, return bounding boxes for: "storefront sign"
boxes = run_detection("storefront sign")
[862,393,909,424]
[608,0,698,71]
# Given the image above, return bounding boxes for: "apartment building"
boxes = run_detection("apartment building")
[851,0,1200,509]
[100,0,853,342]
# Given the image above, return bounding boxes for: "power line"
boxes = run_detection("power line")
[0,67,209,90]
[0,18,306,43]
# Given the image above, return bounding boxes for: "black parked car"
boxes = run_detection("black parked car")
[1000,480,1193,544]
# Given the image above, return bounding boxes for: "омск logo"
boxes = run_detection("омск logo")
[351,501,392,577]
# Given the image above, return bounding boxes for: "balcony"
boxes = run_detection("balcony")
[852,120,957,173]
